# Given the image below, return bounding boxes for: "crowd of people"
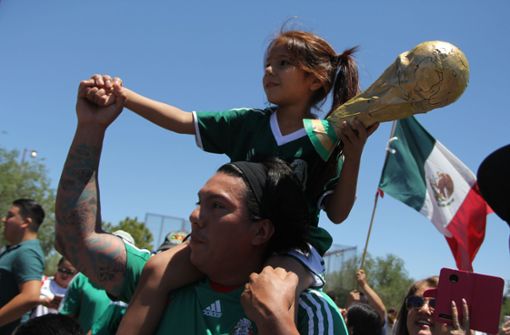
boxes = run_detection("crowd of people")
[1,27,510,335]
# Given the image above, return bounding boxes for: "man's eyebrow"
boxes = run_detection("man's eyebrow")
[198,190,234,204]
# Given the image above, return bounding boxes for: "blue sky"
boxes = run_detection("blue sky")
[1,0,509,285]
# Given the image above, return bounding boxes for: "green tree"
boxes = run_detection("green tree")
[502,281,510,317]
[325,253,413,310]
[325,254,374,307]
[0,148,56,257]
[365,254,414,310]
[110,217,154,251]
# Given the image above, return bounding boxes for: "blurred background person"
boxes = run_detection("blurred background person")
[13,314,83,335]
[386,308,398,334]
[0,199,45,335]
[155,231,187,254]
[31,257,77,318]
[344,269,386,335]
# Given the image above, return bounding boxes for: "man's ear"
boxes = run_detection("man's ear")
[22,216,32,229]
[251,219,274,246]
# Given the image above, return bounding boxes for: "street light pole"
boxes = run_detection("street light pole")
[20,148,38,165]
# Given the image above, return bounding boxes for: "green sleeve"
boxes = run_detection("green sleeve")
[59,274,83,316]
[13,248,44,283]
[297,290,348,335]
[195,108,255,157]
[116,243,151,303]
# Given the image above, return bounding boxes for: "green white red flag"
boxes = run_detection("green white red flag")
[378,116,492,271]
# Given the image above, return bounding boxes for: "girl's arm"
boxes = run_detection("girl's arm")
[324,119,378,223]
[118,87,195,135]
[86,74,195,135]
[116,243,203,335]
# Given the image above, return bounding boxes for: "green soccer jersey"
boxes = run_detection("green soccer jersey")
[59,273,113,333]
[0,239,44,335]
[194,108,342,254]
[119,243,348,335]
[90,301,127,335]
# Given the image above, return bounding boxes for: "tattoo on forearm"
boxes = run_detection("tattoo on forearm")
[87,236,126,282]
[56,143,100,228]
[56,141,126,292]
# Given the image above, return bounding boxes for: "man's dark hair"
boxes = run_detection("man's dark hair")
[13,314,83,335]
[477,144,510,225]
[13,198,45,229]
[346,303,383,335]
[218,158,309,257]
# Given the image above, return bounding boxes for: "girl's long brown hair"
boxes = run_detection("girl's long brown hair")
[266,30,361,200]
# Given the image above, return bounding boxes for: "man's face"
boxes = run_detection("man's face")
[189,172,257,279]
[2,206,26,244]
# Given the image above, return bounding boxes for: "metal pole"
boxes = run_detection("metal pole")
[360,121,398,269]
[360,191,380,269]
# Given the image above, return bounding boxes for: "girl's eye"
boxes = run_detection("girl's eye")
[279,60,289,66]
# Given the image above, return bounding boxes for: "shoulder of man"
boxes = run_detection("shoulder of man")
[11,240,44,280]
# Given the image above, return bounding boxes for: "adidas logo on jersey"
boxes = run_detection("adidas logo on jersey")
[203,300,222,318]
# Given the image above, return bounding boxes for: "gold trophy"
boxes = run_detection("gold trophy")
[304,41,470,161]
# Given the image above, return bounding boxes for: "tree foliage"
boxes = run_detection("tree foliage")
[324,253,414,310]
[0,148,56,256]
[109,217,154,251]
[1,146,156,275]
[502,281,510,317]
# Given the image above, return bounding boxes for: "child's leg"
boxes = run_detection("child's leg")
[116,242,203,335]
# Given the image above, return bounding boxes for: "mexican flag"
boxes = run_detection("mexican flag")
[378,116,492,271]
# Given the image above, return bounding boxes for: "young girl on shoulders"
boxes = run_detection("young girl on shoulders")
[86,28,378,334]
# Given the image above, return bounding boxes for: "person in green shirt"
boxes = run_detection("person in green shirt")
[0,199,45,335]
[55,81,347,334]
[59,272,112,333]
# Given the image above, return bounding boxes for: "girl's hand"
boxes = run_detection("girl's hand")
[338,119,379,160]
[83,74,123,107]
[76,78,125,129]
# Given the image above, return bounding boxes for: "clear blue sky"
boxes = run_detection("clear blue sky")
[1,0,508,285]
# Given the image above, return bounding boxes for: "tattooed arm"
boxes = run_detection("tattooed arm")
[55,77,127,297]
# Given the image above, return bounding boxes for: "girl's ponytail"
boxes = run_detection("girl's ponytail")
[308,47,360,200]
[328,47,360,117]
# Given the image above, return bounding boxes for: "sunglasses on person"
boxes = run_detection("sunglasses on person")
[406,295,436,309]
[57,267,76,276]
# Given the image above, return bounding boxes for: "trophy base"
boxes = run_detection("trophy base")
[303,119,338,161]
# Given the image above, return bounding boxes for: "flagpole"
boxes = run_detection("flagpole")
[360,121,398,269]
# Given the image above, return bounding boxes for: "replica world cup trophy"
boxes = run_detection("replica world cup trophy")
[304,41,470,161]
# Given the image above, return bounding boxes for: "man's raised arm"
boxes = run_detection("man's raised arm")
[55,77,127,296]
